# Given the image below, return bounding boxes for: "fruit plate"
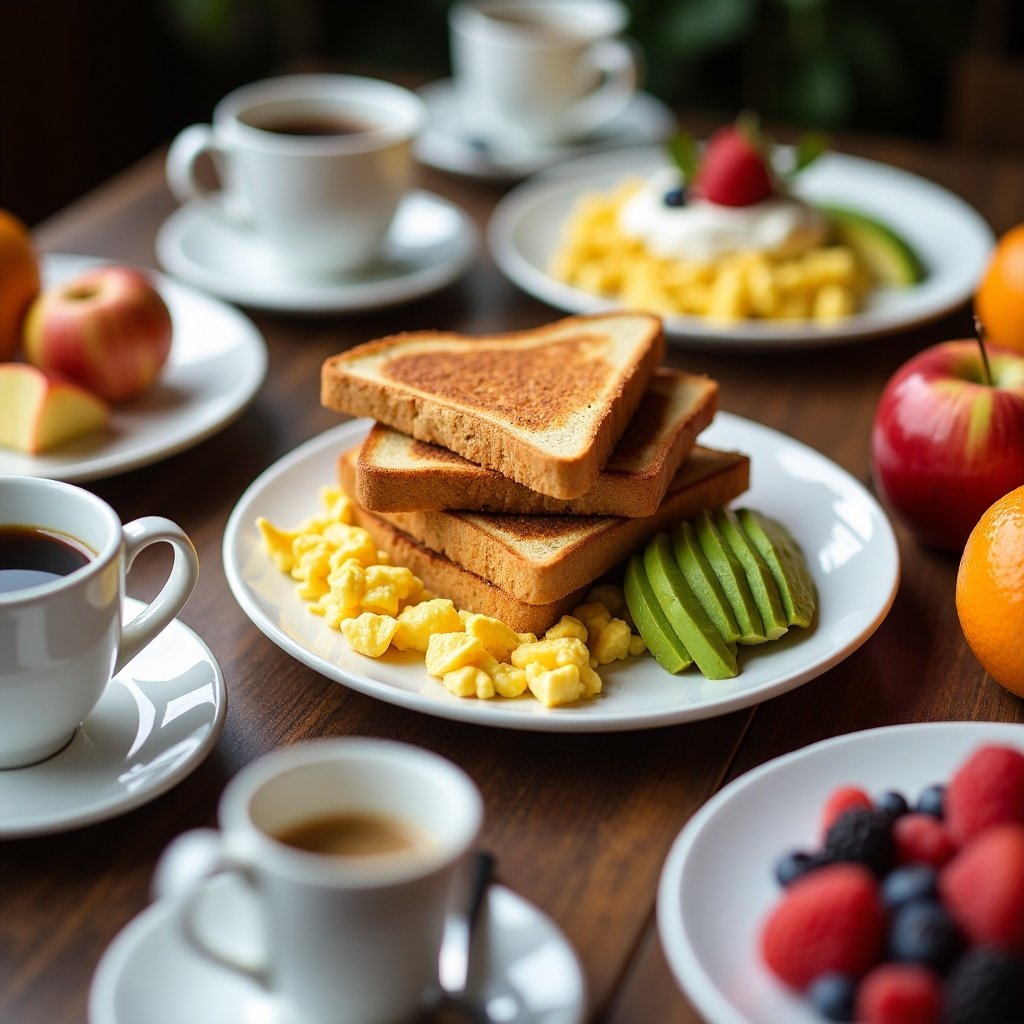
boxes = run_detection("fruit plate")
[657,721,1024,1024]
[0,253,267,482]
[222,413,899,733]
[488,146,995,349]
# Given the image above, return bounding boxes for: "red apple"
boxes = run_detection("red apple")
[22,266,172,403]
[871,339,1024,551]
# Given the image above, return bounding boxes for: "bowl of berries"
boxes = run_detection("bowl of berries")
[657,721,1024,1024]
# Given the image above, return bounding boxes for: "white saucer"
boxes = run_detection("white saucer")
[90,877,587,1024]
[415,78,677,181]
[0,599,226,838]
[156,189,479,314]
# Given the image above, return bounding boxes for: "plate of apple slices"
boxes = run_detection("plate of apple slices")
[0,253,267,482]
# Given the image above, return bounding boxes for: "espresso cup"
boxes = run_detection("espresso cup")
[154,738,484,1024]
[450,0,638,148]
[166,74,427,276]
[0,477,199,769]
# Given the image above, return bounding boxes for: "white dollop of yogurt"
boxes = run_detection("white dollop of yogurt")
[618,167,828,264]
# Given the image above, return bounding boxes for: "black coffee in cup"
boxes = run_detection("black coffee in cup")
[0,525,92,594]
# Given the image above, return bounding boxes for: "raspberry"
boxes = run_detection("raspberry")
[946,744,1024,845]
[892,813,958,867]
[693,126,774,207]
[821,807,894,876]
[821,786,874,835]
[854,963,942,1024]
[939,823,1024,951]
[760,864,886,990]
[943,946,1024,1024]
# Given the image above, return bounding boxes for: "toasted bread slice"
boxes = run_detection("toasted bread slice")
[340,445,750,606]
[355,369,719,517]
[321,312,665,499]
[347,512,589,634]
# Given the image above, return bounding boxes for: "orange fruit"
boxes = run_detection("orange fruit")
[976,224,1024,353]
[956,484,1024,696]
[0,209,40,361]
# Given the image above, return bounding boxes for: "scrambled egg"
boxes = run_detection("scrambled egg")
[551,180,869,323]
[258,488,647,708]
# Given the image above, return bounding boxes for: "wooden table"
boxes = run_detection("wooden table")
[5,106,1024,1024]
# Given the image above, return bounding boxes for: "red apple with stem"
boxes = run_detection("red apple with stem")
[870,325,1024,551]
[22,266,172,403]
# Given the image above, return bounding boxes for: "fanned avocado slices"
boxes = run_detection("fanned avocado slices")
[736,508,817,628]
[820,204,925,286]
[624,554,692,674]
[672,521,742,644]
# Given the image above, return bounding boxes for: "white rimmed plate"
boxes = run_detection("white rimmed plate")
[222,414,898,732]
[156,189,478,314]
[488,146,995,348]
[0,253,267,482]
[657,721,1024,1024]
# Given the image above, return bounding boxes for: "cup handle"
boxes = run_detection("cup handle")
[114,517,199,676]
[565,37,639,138]
[165,123,250,225]
[153,829,269,986]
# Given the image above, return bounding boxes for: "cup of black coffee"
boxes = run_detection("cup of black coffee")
[0,477,199,768]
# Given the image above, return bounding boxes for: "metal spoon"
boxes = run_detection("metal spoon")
[429,850,496,1024]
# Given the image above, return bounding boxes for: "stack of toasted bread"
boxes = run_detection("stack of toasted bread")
[320,312,750,633]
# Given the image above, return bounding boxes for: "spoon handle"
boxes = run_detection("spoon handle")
[439,850,496,998]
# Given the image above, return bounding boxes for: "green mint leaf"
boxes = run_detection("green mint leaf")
[792,131,829,174]
[667,130,699,182]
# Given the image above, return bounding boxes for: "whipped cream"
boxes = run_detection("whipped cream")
[618,167,828,264]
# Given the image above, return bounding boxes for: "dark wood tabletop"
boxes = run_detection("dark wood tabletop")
[4,89,1024,1024]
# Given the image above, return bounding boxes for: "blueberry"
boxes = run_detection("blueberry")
[915,783,946,819]
[875,790,909,820]
[807,972,856,1022]
[887,900,961,972]
[773,849,818,887]
[663,187,686,207]
[880,864,938,910]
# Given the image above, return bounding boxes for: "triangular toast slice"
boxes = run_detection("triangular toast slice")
[355,369,718,517]
[339,445,750,606]
[321,312,665,499]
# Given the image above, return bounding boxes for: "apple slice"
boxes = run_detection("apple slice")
[0,363,109,454]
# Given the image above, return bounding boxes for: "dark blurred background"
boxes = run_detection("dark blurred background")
[3,0,1021,226]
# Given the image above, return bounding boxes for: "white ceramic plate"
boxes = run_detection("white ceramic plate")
[488,146,995,348]
[90,878,587,1024]
[156,189,479,314]
[657,721,1024,1024]
[0,599,227,838]
[222,414,898,732]
[0,254,267,482]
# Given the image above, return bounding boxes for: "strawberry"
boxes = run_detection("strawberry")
[939,822,1024,951]
[693,125,774,207]
[945,744,1024,844]
[892,812,958,867]
[854,963,942,1024]
[820,785,873,836]
[760,863,886,989]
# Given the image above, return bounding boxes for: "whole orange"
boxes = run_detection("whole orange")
[956,484,1024,696]
[976,224,1024,352]
[0,210,40,361]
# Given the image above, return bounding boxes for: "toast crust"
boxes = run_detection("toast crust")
[340,445,751,605]
[321,312,665,498]
[355,369,718,517]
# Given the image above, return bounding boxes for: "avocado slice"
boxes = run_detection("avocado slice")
[624,553,692,674]
[736,508,817,628]
[672,521,741,644]
[714,508,789,642]
[819,204,925,286]
[694,509,767,644]
[643,534,738,680]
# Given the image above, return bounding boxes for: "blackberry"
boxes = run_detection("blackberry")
[887,900,961,973]
[773,849,819,888]
[944,947,1024,1024]
[875,789,910,820]
[821,807,894,875]
[807,972,856,1022]
[915,783,946,819]
[880,864,938,911]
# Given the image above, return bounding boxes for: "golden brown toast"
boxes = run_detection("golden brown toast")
[354,369,719,517]
[321,312,665,499]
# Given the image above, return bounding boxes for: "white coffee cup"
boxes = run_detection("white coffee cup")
[0,477,199,770]
[450,0,638,148]
[166,74,427,277]
[154,738,484,1024]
